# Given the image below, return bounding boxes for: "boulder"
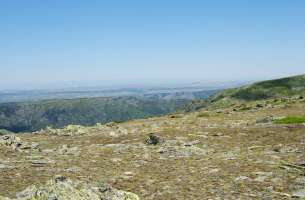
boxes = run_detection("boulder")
[0,135,39,152]
[145,133,163,145]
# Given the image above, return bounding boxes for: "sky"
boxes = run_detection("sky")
[1,0,305,89]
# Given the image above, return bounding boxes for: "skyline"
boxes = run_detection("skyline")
[1,0,305,90]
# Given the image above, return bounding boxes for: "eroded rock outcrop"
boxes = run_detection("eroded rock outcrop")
[44,125,87,136]
[0,135,39,152]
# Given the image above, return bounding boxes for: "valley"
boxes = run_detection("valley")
[1,75,305,199]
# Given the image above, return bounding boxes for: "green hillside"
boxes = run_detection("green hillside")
[0,96,188,133]
[215,74,305,101]
[184,74,305,111]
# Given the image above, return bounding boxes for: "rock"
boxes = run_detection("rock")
[124,171,134,177]
[0,164,14,171]
[211,132,224,137]
[44,125,87,136]
[30,159,54,166]
[105,122,118,128]
[234,176,249,182]
[145,133,163,145]
[157,140,209,158]
[272,144,300,153]
[209,168,220,173]
[295,177,305,185]
[65,166,82,173]
[30,143,40,149]
[57,145,80,156]
[0,135,39,152]
[54,175,66,183]
[256,116,274,123]
[111,158,123,163]
[96,122,129,137]
[292,189,305,198]
[0,135,22,150]
[183,140,200,147]
[253,172,273,182]
[2,175,139,200]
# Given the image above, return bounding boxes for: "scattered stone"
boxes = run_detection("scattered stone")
[0,163,14,171]
[253,172,273,182]
[30,159,54,166]
[256,116,274,123]
[292,189,305,198]
[273,144,300,153]
[99,122,129,137]
[234,176,249,182]
[183,140,200,147]
[295,177,305,185]
[124,171,134,176]
[44,125,87,136]
[54,175,66,183]
[209,168,220,173]
[111,158,123,163]
[1,175,139,200]
[211,132,224,137]
[157,140,209,158]
[56,144,80,156]
[65,166,82,173]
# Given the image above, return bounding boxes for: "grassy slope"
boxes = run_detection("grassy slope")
[192,74,305,110]
[216,74,305,101]
[182,74,305,112]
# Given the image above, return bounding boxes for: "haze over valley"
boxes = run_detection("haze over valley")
[1,1,305,199]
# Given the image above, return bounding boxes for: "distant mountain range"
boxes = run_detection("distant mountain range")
[0,80,248,103]
[0,84,227,133]
[3,75,299,134]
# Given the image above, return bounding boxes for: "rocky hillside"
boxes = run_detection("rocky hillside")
[213,74,305,101]
[1,89,305,199]
[1,75,305,199]
[185,74,305,111]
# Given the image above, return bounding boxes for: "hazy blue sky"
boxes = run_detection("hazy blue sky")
[1,0,305,89]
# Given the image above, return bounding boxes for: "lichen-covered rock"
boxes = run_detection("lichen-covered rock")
[0,175,139,200]
[0,135,39,152]
[145,133,163,145]
[44,125,87,136]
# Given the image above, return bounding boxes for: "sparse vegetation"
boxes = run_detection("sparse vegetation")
[184,74,305,111]
[196,112,210,117]
[273,116,305,124]
[2,74,305,199]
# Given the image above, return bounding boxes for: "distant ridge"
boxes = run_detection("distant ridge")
[0,96,188,133]
[213,74,305,101]
[184,74,305,111]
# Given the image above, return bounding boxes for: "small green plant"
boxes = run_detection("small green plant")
[273,116,305,124]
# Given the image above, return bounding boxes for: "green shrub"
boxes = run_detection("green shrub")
[273,116,305,124]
